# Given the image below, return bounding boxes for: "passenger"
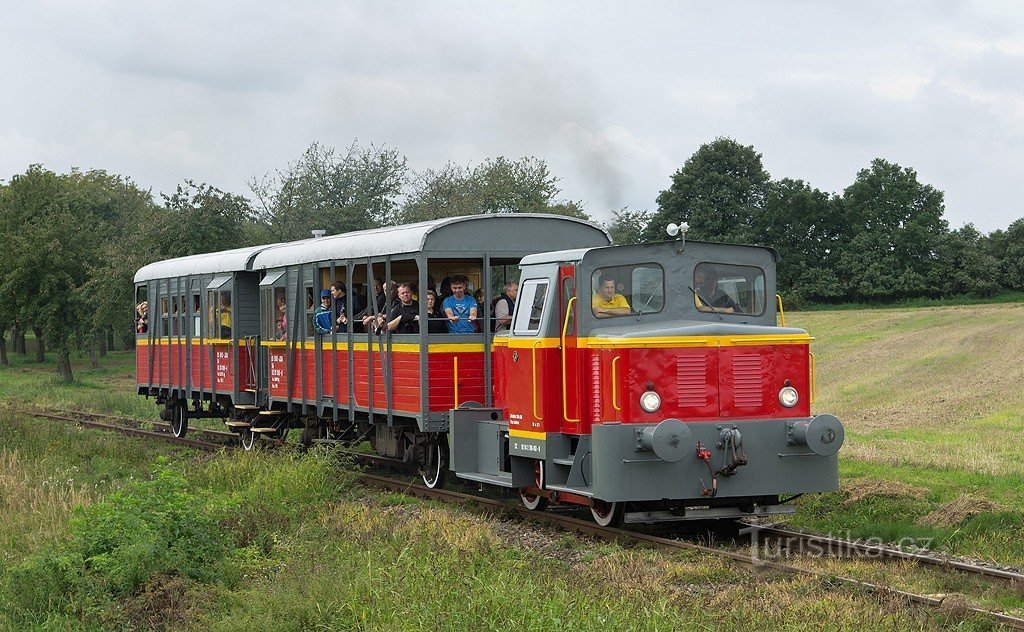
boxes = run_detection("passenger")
[313,290,334,335]
[443,274,477,333]
[382,283,419,334]
[362,278,398,331]
[425,290,447,334]
[219,295,233,337]
[492,281,518,332]
[439,276,452,300]
[330,281,354,332]
[136,302,149,334]
[275,296,287,340]
[694,268,738,314]
[592,274,631,318]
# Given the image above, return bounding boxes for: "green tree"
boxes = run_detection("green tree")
[143,180,254,259]
[251,141,408,239]
[928,224,1000,297]
[760,179,845,303]
[607,208,652,245]
[987,218,1024,290]
[399,156,589,223]
[0,166,109,380]
[837,159,948,301]
[645,138,771,244]
[77,174,159,352]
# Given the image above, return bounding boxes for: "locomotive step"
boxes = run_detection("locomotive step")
[233,404,260,410]
[551,456,575,466]
[249,427,282,434]
[258,410,285,415]
[225,421,252,428]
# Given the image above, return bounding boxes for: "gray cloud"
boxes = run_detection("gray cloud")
[1,1,1023,230]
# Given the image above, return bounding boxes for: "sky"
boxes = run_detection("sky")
[1,1,1022,231]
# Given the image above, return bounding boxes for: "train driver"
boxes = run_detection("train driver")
[694,267,738,314]
[592,274,631,318]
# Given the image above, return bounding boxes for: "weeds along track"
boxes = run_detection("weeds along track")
[20,407,1024,630]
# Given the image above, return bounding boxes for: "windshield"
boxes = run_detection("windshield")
[591,264,664,319]
[693,262,766,316]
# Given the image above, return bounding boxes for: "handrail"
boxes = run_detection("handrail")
[561,297,580,424]
[531,340,543,421]
[611,355,622,412]
[776,294,786,327]
[809,351,816,404]
[453,355,459,409]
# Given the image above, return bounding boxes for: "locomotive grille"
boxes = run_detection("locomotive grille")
[732,354,764,408]
[591,354,602,423]
[676,355,708,407]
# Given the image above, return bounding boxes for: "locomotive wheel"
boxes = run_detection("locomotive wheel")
[170,402,189,438]
[420,439,449,489]
[520,461,549,511]
[240,428,258,451]
[590,499,624,527]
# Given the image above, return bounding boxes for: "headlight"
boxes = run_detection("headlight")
[779,386,799,408]
[640,390,662,413]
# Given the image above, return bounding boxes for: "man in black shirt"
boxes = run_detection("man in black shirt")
[382,283,419,334]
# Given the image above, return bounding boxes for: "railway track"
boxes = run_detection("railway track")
[18,407,1024,629]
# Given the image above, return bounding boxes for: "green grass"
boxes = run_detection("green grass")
[787,301,1024,565]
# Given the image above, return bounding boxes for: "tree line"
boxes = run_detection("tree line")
[1,137,1020,380]
[608,138,1023,306]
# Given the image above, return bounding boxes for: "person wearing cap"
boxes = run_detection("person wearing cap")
[313,290,334,335]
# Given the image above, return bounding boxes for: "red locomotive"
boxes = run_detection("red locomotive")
[135,214,843,525]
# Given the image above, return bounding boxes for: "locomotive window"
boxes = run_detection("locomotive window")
[591,264,664,318]
[693,263,766,316]
[512,279,549,335]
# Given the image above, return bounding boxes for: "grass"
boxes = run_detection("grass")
[787,302,1024,565]
[1,410,979,630]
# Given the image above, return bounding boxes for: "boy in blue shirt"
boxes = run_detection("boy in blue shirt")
[442,275,477,334]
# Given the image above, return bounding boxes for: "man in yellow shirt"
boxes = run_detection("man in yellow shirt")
[592,274,631,318]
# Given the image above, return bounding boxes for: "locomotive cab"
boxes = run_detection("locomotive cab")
[450,239,844,525]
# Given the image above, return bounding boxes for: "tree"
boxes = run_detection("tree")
[0,166,109,380]
[987,218,1024,291]
[399,156,589,224]
[836,159,948,301]
[759,179,845,303]
[78,174,159,352]
[645,138,771,244]
[928,224,1000,297]
[143,180,254,259]
[251,141,408,239]
[607,208,652,245]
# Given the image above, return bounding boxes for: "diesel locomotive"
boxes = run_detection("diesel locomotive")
[135,214,844,526]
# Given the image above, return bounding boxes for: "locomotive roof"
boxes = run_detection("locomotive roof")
[133,244,271,283]
[250,214,611,269]
[518,239,780,267]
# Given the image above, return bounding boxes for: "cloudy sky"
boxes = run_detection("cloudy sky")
[2,1,1022,231]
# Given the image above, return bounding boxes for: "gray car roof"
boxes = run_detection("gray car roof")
[251,214,611,269]
[134,244,274,283]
